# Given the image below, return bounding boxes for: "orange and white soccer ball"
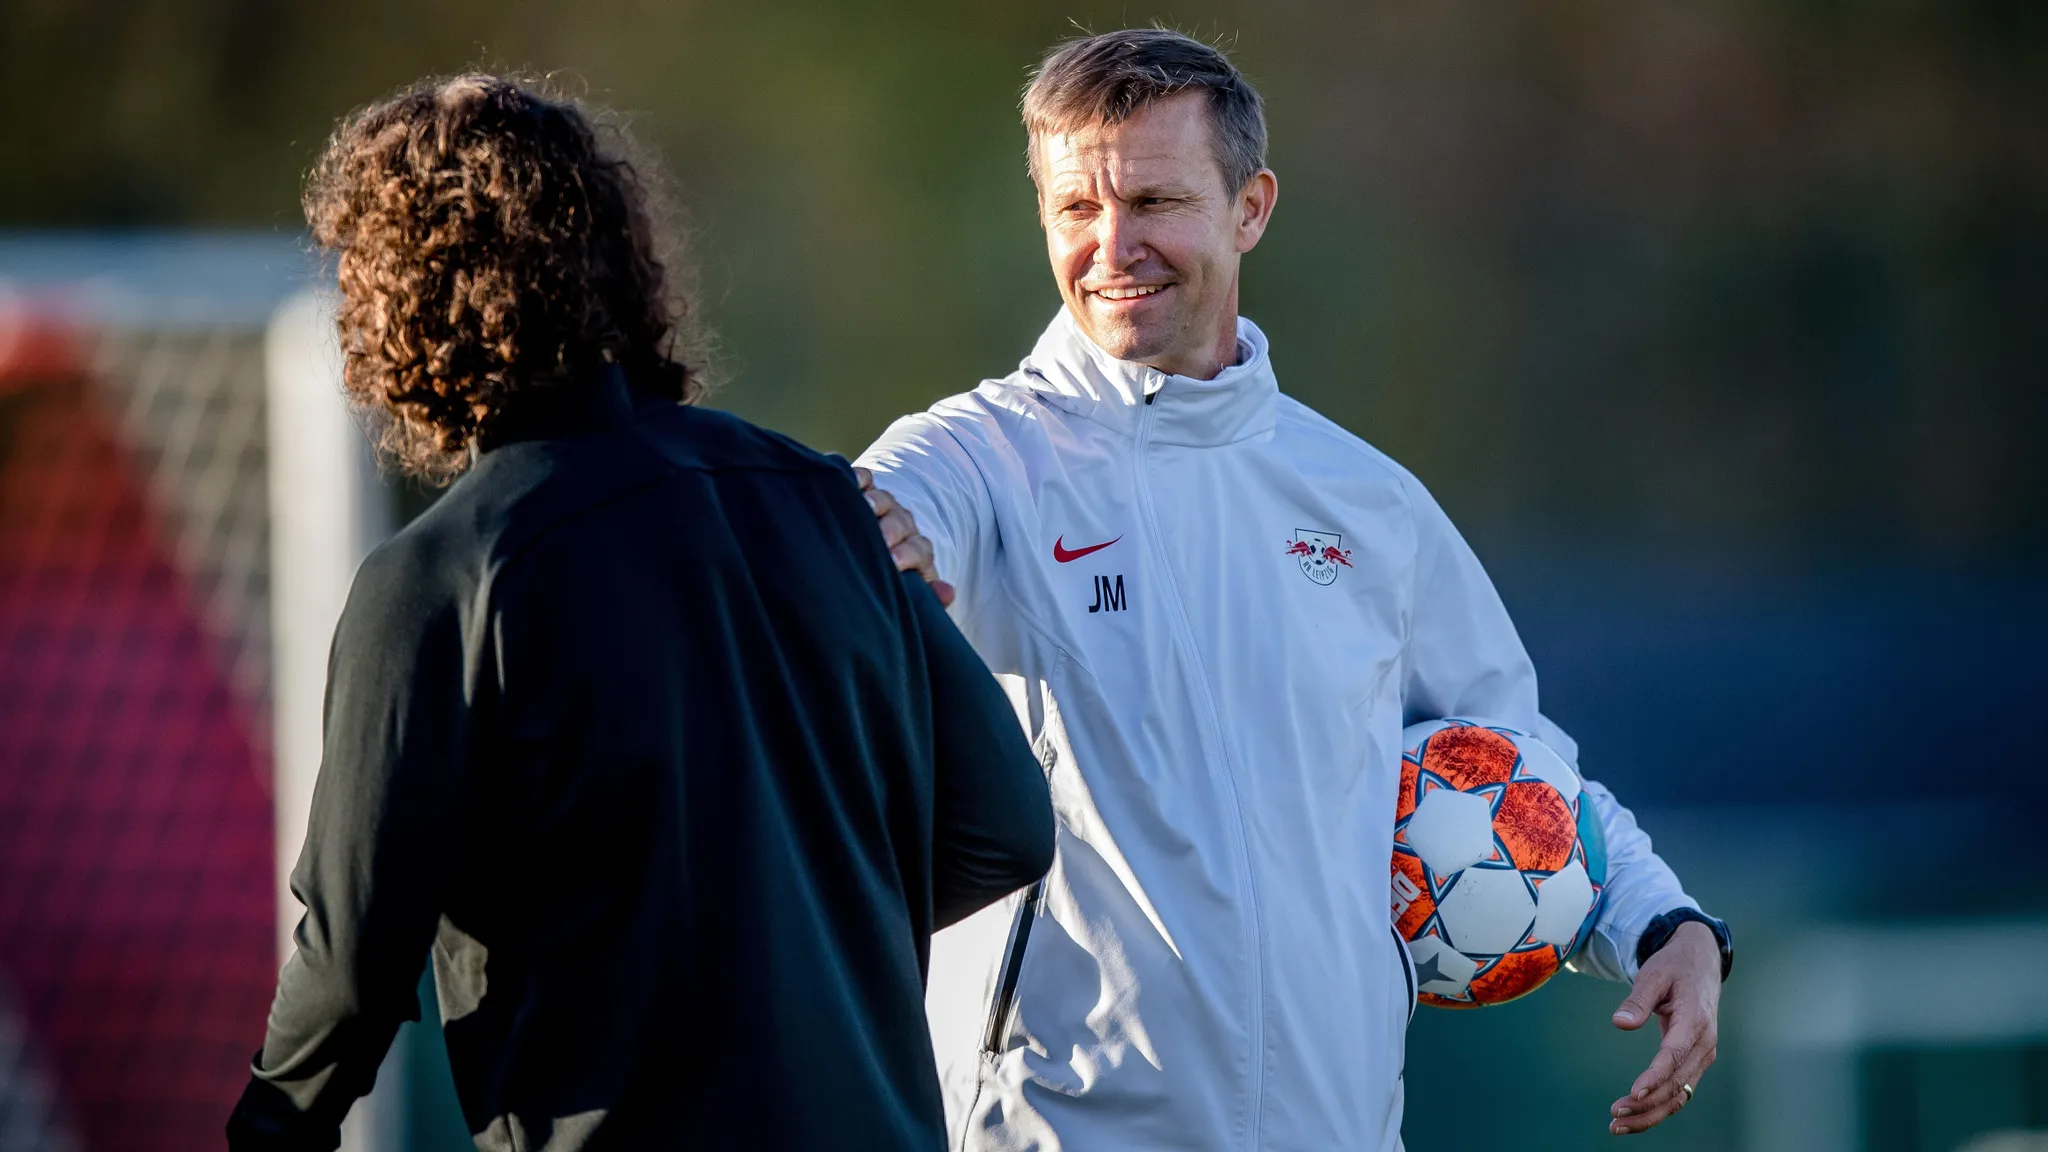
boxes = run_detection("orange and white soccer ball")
[1391,718,1607,1008]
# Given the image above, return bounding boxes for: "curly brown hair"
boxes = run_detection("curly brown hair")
[305,74,701,484]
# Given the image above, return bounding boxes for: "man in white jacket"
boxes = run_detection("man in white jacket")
[856,29,1731,1149]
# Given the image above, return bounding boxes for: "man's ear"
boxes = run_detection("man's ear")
[1236,168,1279,254]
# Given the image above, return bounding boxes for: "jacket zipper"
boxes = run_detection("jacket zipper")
[1131,397,1268,1148]
[983,721,1061,1057]
[982,880,1043,1054]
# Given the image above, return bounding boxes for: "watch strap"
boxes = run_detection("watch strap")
[1636,907,1733,982]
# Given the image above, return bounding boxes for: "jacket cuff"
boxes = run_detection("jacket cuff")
[226,1066,343,1152]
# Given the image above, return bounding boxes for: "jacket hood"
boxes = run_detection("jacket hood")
[1015,309,1279,447]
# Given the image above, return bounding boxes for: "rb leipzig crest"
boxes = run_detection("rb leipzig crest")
[1285,529,1353,586]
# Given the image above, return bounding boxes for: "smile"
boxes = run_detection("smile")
[1091,284,1169,301]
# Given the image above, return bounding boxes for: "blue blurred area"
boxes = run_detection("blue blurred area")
[1503,559,2048,812]
[0,230,313,327]
[1507,556,2048,917]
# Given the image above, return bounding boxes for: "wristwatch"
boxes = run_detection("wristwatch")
[1636,907,1733,982]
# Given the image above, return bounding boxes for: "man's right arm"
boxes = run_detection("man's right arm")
[903,572,1054,927]
[228,546,470,1150]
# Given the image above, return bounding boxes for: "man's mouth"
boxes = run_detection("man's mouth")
[1089,284,1169,301]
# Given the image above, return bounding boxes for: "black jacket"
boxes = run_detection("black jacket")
[228,382,1054,1151]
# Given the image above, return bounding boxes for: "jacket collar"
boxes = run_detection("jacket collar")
[471,362,664,458]
[1015,308,1279,446]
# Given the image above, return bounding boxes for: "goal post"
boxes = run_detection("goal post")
[262,288,392,964]
[262,287,410,1152]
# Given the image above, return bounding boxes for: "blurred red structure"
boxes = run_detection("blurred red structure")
[0,306,274,1150]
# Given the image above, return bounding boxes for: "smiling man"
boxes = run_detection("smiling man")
[856,28,1732,1151]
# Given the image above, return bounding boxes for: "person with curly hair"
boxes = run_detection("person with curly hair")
[227,74,1053,1152]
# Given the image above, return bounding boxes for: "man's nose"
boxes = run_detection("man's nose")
[1093,204,1144,273]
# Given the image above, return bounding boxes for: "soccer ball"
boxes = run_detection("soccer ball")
[1391,718,1607,1008]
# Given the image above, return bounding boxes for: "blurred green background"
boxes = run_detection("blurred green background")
[4,0,2043,559]
[3,1,2044,1149]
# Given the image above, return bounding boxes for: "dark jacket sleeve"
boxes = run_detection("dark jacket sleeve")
[227,545,472,1151]
[904,574,1055,928]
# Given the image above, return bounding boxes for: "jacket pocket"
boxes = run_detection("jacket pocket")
[982,880,1044,1055]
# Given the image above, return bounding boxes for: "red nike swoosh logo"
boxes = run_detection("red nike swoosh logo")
[1053,534,1122,563]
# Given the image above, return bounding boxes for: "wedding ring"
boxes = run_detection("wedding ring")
[1680,1083,1695,1104]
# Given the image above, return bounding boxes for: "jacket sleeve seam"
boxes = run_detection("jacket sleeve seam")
[1397,471,1426,699]
[923,419,1006,638]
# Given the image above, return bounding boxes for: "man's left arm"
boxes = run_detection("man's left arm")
[1398,474,1724,1136]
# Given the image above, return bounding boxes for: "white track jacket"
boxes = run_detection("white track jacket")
[858,311,1696,1152]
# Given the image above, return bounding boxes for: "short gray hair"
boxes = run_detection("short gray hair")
[1022,29,1268,194]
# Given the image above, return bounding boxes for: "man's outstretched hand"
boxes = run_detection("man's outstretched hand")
[854,466,954,608]
[1608,921,1720,1135]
